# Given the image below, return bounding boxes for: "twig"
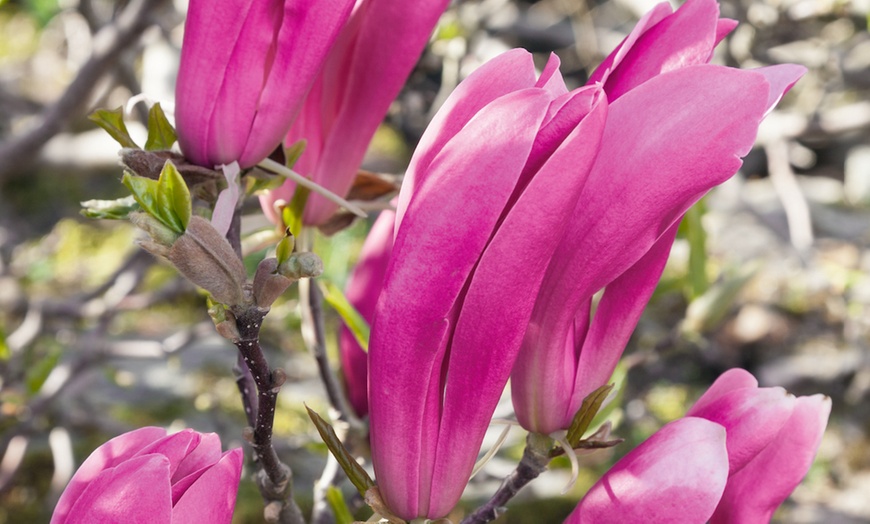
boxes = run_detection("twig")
[460,433,552,524]
[765,140,813,251]
[0,0,168,180]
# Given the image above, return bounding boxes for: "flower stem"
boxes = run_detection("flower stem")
[460,433,552,524]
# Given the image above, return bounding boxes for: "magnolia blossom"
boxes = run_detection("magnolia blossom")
[566,369,830,523]
[369,51,608,520]
[511,0,806,435]
[339,208,395,417]
[51,427,242,524]
[260,0,449,225]
[175,0,354,168]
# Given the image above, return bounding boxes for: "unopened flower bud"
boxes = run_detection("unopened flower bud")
[277,252,323,280]
[252,257,292,309]
[167,216,248,305]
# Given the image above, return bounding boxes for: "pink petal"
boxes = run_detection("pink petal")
[516,65,770,433]
[290,0,450,224]
[687,368,759,414]
[754,64,807,115]
[171,432,222,484]
[61,455,172,524]
[597,0,723,100]
[340,208,396,417]
[566,417,728,524]
[172,448,243,524]
[134,430,200,480]
[368,89,550,520]
[569,222,679,422]
[394,49,539,234]
[426,90,607,517]
[688,387,797,474]
[51,427,166,523]
[237,0,355,168]
[710,395,831,523]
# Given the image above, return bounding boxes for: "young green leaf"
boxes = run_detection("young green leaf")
[326,487,355,524]
[88,107,139,149]
[80,195,139,220]
[157,160,192,232]
[26,347,62,395]
[306,405,375,497]
[275,229,295,266]
[282,185,310,239]
[122,171,164,224]
[322,280,370,352]
[566,383,614,448]
[284,139,307,169]
[144,102,178,151]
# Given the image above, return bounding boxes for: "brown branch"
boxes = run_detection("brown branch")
[0,0,169,180]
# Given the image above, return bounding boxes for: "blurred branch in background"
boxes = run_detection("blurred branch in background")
[0,0,169,181]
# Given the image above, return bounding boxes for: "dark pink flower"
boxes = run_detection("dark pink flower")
[565,369,830,523]
[175,0,355,168]
[51,427,242,524]
[260,0,449,225]
[511,0,806,435]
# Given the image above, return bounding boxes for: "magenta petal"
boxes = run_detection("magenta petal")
[340,209,396,417]
[687,368,759,414]
[293,0,449,223]
[568,223,679,422]
[754,64,807,114]
[172,449,243,524]
[51,427,166,523]
[425,91,607,517]
[64,455,172,524]
[710,395,831,523]
[171,432,222,484]
[566,418,728,524]
[237,0,355,168]
[599,0,722,100]
[394,49,539,233]
[135,430,200,480]
[688,387,797,474]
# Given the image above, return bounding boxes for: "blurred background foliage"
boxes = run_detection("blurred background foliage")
[1,0,869,522]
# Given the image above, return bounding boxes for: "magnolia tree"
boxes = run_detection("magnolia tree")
[49,0,830,522]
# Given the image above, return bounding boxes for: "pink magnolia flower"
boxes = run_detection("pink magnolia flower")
[175,0,355,169]
[51,427,242,524]
[567,417,730,524]
[369,50,609,520]
[339,208,395,417]
[566,369,830,524]
[688,369,831,523]
[260,0,449,225]
[511,0,806,435]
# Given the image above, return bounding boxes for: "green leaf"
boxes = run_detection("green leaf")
[566,383,614,448]
[0,322,8,361]
[326,486,355,524]
[284,139,307,169]
[682,199,709,300]
[123,171,163,223]
[306,405,375,497]
[275,229,295,266]
[322,280,369,352]
[80,195,139,220]
[88,107,139,149]
[144,103,177,151]
[26,347,62,395]
[122,161,192,234]
[282,185,310,239]
[158,161,192,231]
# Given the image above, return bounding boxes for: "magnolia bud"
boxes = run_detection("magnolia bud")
[278,252,324,280]
[252,258,292,309]
[167,216,248,305]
